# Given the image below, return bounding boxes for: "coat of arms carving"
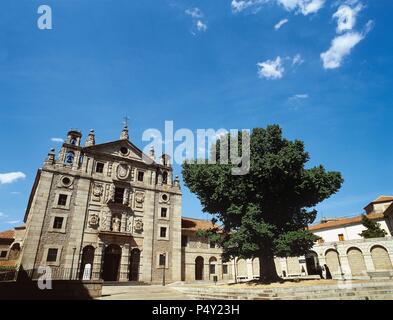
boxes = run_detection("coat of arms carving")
[134,218,143,233]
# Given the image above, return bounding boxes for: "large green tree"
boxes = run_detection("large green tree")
[182,125,343,282]
[359,215,387,239]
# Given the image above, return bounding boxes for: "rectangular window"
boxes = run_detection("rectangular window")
[210,264,216,274]
[46,248,58,262]
[137,171,144,182]
[58,194,68,206]
[338,234,345,241]
[181,235,188,247]
[114,187,125,204]
[159,254,166,266]
[160,207,167,218]
[95,162,104,173]
[0,251,7,258]
[160,227,167,238]
[53,217,64,229]
[222,265,228,274]
[210,241,216,249]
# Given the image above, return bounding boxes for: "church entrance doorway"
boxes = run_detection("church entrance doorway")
[195,256,204,280]
[102,244,122,281]
[129,248,141,281]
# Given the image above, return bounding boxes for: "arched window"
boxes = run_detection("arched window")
[162,171,168,184]
[209,257,217,275]
[65,151,75,165]
[70,138,77,145]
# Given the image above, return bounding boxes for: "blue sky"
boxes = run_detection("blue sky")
[0,0,392,230]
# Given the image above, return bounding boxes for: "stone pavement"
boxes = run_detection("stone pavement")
[98,285,192,300]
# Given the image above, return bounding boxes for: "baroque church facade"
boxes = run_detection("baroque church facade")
[20,126,184,283]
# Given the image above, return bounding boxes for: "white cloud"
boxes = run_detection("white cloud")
[10,191,21,195]
[257,56,284,80]
[292,53,304,66]
[196,20,208,32]
[321,21,373,69]
[185,7,208,34]
[0,172,26,185]
[0,212,5,218]
[51,138,64,143]
[333,3,364,33]
[232,0,325,15]
[231,0,267,13]
[6,220,20,225]
[185,7,203,19]
[291,93,309,99]
[274,18,289,30]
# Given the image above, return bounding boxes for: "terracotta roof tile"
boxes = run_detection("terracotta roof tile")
[371,196,393,204]
[0,229,15,240]
[181,217,219,231]
[308,212,384,231]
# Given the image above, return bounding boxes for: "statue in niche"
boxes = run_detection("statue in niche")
[134,218,143,233]
[112,216,121,232]
[123,188,130,206]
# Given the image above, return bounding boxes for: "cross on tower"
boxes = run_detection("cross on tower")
[123,115,130,128]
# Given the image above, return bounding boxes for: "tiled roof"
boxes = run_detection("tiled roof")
[371,196,393,204]
[181,217,219,231]
[308,212,385,231]
[0,229,15,240]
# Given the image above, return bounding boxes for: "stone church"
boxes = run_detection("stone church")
[20,126,185,283]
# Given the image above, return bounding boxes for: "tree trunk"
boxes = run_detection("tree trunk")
[259,253,281,283]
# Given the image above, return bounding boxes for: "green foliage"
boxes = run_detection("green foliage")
[182,125,343,280]
[359,215,387,239]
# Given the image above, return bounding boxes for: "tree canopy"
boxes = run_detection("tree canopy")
[359,215,387,239]
[182,125,343,282]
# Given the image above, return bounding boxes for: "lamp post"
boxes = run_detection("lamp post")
[334,243,345,280]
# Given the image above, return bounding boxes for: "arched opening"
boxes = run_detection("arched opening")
[64,151,75,165]
[287,257,301,276]
[252,258,260,278]
[371,245,393,271]
[129,248,141,281]
[80,245,95,280]
[102,244,122,281]
[236,259,247,279]
[195,256,204,280]
[162,171,168,184]
[325,249,340,277]
[209,257,217,278]
[8,243,21,260]
[347,247,366,276]
[305,251,319,276]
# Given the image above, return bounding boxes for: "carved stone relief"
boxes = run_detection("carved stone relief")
[117,163,130,180]
[88,212,100,229]
[134,192,145,209]
[92,183,103,202]
[134,218,144,233]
